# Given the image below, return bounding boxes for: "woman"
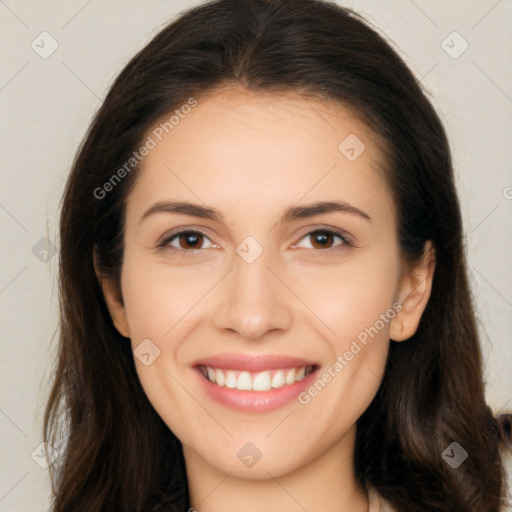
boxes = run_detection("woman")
[43,0,511,510]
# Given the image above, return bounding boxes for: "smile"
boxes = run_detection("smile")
[198,365,316,391]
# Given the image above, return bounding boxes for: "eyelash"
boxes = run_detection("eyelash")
[157,226,355,255]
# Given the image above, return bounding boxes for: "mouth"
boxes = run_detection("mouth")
[192,354,320,413]
[197,364,317,391]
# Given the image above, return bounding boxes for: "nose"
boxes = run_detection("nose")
[212,252,293,341]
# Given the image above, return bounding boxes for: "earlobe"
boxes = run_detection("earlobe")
[93,250,131,338]
[389,240,436,342]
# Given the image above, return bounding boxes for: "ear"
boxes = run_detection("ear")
[389,240,436,342]
[93,249,131,338]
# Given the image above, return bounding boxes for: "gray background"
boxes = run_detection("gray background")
[1,0,511,510]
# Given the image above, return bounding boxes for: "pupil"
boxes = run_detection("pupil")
[184,233,200,248]
[314,231,331,248]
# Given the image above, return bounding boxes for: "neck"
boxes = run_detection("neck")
[184,426,368,512]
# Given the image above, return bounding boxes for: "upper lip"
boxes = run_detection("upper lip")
[193,353,319,372]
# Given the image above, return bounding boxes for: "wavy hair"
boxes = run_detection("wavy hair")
[43,0,510,510]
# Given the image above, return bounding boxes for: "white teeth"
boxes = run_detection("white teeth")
[225,370,237,388]
[207,366,216,383]
[285,368,296,385]
[271,370,285,389]
[215,368,225,386]
[252,371,272,391]
[202,365,314,391]
[237,371,252,390]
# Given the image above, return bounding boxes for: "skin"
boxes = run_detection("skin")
[99,85,435,512]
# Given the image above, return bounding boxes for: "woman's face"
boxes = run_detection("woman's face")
[102,86,433,481]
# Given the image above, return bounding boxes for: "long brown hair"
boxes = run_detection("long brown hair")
[43,0,510,510]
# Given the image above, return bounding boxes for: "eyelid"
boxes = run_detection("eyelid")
[156,225,217,247]
[293,224,355,247]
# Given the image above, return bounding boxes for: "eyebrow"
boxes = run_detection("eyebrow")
[138,200,372,227]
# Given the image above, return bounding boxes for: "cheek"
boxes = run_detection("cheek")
[119,260,208,442]
[120,257,216,342]
[291,249,398,416]
[291,246,400,346]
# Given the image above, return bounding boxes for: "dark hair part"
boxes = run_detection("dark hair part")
[44,0,510,510]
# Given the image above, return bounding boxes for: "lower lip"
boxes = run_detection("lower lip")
[194,367,318,413]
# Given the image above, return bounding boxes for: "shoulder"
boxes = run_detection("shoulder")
[367,485,397,512]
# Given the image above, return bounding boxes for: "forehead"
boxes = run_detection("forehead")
[126,86,393,225]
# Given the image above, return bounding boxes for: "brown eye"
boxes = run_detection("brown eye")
[296,229,348,251]
[177,232,204,249]
[309,231,335,249]
[162,230,215,251]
